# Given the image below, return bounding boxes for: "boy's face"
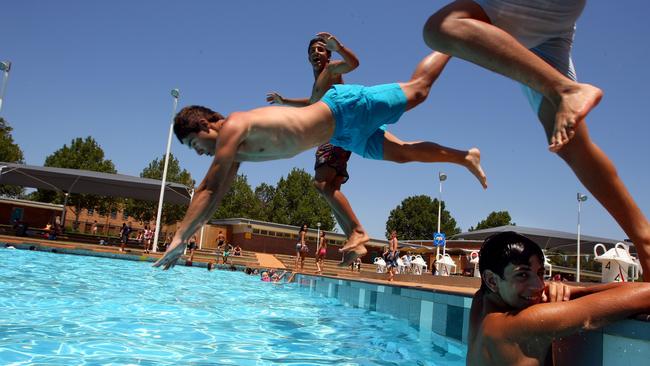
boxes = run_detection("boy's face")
[308,41,329,70]
[495,255,545,309]
[182,129,217,157]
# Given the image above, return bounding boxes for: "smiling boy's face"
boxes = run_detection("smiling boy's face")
[308,40,329,70]
[494,255,546,309]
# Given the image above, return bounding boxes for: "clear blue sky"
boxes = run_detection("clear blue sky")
[3,1,649,241]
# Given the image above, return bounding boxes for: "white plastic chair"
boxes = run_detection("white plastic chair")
[396,256,406,274]
[411,255,428,275]
[374,257,386,273]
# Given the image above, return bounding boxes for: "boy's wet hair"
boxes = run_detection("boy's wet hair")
[479,231,544,290]
[307,37,331,58]
[173,105,225,143]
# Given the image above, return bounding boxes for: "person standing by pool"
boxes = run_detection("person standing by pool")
[295,224,308,270]
[315,230,327,274]
[422,0,650,280]
[385,230,400,281]
[153,49,489,270]
[267,33,487,267]
[187,234,197,262]
[222,242,232,264]
[468,231,650,366]
[119,223,130,252]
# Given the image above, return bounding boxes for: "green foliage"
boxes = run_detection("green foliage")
[254,182,276,220]
[0,118,25,197]
[31,137,117,222]
[213,174,262,219]
[266,168,335,230]
[125,154,195,225]
[385,195,460,240]
[469,211,515,231]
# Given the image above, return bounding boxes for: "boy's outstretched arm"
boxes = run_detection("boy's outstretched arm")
[266,91,310,107]
[317,32,360,75]
[153,121,245,270]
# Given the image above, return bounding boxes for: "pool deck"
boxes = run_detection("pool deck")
[0,234,478,297]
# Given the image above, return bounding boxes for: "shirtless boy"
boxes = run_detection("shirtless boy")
[153,51,487,270]
[469,231,650,365]
[267,33,487,265]
[423,0,650,280]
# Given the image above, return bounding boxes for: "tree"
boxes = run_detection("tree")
[267,168,335,230]
[125,154,195,225]
[254,182,276,221]
[469,211,515,231]
[0,118,25,197]
[385,195,460,240]
[212,174,262,219]
[31,137,117,228]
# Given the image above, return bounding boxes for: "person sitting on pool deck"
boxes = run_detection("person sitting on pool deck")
[153,51,488,270]
[468,231,650,366]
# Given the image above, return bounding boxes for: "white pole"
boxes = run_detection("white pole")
[317,222,321,251]
[577,198,581,282]
[153,89,179,253]
[436,179,442,261]
[0,62,11,113]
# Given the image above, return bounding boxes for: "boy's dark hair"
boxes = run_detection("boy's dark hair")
[307,37,331,58]
[173,105,225,143]
[479,231,544,291]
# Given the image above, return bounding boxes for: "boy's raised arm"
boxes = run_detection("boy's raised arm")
[153,120,245,270]
[317,32,360,75]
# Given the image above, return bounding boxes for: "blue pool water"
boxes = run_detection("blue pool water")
[0,248,466,365]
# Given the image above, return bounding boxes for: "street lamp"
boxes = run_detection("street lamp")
[0,60,12,113]
[316,222,321,249]
[576,192,588,282]
[152,88,180,253]
[435,172,447,269]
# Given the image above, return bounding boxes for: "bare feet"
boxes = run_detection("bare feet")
[339,230,370,253]
[550,83,602,152]
[339,245,368,267]
[464,148,488,189]
[152,240,187,270]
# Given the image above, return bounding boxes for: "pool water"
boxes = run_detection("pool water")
[0,248,466,365]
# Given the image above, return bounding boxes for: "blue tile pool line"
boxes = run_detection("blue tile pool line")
[292,273,650,365]
[4,240,650,364]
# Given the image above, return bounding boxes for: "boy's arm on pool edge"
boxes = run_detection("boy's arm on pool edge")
[488,283,650,342]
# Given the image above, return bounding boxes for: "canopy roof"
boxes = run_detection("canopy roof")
[451,225,632,254]
[0,162,192,205]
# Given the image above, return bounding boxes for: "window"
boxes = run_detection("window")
[87,208,94,216]
[110,210,117,219]
[122,212,129,220]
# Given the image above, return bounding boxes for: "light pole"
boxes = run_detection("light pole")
[152,88,180,253]
[0,61,12,113]
[435,172,447,266]
[316,222,321,249]
[576,192,588,282]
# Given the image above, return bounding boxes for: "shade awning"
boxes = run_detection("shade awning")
[0,162,192,205]
[451,225,631,255]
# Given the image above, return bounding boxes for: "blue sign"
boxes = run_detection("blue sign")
[433,232,446,247]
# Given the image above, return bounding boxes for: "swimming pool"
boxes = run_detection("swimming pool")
[0,248,465,365]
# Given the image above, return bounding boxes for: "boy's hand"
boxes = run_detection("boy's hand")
[266,92,284,105]
[153,239,187,270]
[316,32,342,52]
[542,281,572,303]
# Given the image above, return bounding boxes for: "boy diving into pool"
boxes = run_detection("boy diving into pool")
[153,51,488,270]
[266,33,486,265]
[469,231,650,366]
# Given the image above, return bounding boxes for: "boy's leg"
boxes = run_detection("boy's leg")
[398,52,451,111]
[313,165,370,266]
[382,131,487,188]
[538,100,650,281]
[422,0,601,151]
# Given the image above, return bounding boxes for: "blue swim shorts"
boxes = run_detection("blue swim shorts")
[321,83,407,160]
